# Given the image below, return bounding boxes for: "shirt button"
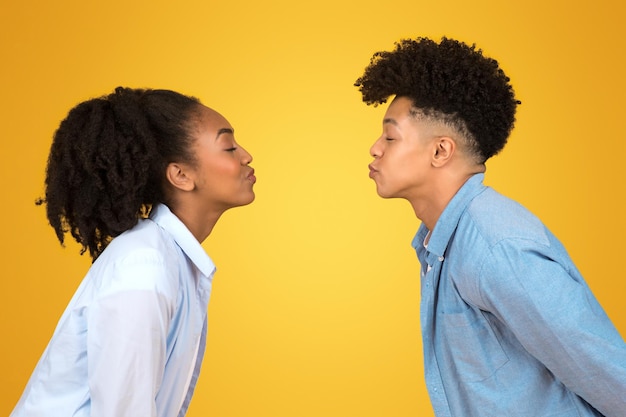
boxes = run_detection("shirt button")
[438,256,444,262]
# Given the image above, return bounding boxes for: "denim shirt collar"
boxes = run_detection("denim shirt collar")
[412,173,487,259]
[149,203,216,278]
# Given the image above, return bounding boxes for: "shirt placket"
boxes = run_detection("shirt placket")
[178,274,212,417]
[420,250,452,417]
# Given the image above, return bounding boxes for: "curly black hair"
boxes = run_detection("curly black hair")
[36,87,203,260]
[355,37,520,162]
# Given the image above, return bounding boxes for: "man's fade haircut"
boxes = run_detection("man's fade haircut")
[354,37,520,163]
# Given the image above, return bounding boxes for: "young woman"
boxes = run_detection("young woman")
[11,87,256,417]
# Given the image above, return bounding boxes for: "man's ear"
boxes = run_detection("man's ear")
[165,162,195,191]
[432,136,456,167]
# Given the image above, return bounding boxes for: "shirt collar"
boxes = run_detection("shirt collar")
[149,203,216,278]
[412,173,487,257]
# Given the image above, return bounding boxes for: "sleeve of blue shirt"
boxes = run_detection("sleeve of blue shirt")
[473,236,626,416]
[87,250,174,417]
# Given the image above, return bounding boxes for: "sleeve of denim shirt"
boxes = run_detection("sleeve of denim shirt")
[87,249,174,417]
[474,237,626,416]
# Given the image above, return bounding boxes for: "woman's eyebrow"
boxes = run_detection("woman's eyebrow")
[216,127,234,139]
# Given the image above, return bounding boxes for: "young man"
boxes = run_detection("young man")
[355,37,626,416]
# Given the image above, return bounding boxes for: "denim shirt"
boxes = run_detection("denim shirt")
[11,204,215,417]
[414,173,626,417]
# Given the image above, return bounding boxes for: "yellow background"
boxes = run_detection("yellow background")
[1,1,625,416]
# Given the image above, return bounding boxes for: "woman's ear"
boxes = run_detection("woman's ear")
[165,162,195,191]
[432,136,456,167]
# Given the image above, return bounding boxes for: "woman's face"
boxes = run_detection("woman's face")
[187,105,256,212]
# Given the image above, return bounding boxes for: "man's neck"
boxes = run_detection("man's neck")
[410,168,484,231]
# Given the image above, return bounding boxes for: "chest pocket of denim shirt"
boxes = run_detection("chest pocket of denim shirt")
[437,292,510,383]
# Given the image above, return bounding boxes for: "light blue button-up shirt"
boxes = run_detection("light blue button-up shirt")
[11,204,215,417]
[415,173,626,417]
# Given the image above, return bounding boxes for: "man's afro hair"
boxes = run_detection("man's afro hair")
[355,37,520,161]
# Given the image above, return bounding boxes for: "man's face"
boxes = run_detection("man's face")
[368,96,437,202]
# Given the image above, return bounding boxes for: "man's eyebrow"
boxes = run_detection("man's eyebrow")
[383,118,398,126]
[216,127,234,139]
